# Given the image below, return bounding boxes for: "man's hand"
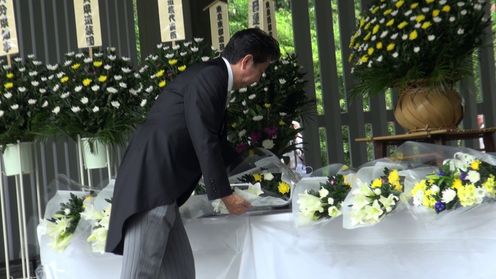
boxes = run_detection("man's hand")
[221,194,251,215]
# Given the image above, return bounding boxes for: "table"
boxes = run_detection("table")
[355,127,496,158]
[39,203,496,279]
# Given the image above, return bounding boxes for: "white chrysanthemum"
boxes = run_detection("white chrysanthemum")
[402,34,408,40]
[433,16,442,23]
[94,52,103,57]
[52,106,60,114]
[121,67,131,73]
[140,99,147,107]
[250,82,257,87]
[183,42,192,47]
[279,112,287,116]
[111,101,120,108]
[441,188,456,203]
[380,30,388,38]
[56,72,65,78]
[242,100,247,106]
[28,99,37,105]
[104,64,112,70]
[252,115,263,121]
[239,87,247,93]
[391,33,398,40]
[53,84,60,92]
[10,104,19,110]
[201,56,210,62]
[64,60,73,66]
[139,65,148,73]
[74,53,83,58]
[166,53,174,59]
[172,45,180,50]
[31,81,40,87]
[71,106,81,113]
[108,55,117,61]
[92,106,99,112]
[243,109,249,114]
[328,197,334,205]
[0,110,3,117]
[114,75,122,81]
[319,187,329,198]
[264,173,274,181]
[262,139,274,149]
[84,57,92,63]
[248,94,256,100]
[81,97,89,104]
[18,67,26,72]
[42,100,48,108]
[328,206,341,218]
[4,92,12,99]
[449,16,455,22]
[414,47,420,53]
[428,35,436,41]
[194,38,204,43]
[377,55,383,62]
[29,71,38,77]
[18,87,26,93]
[122,57,131,62]
[392,52,399,58]
[279,79,286,85]
[457,28,464,35]
[191,47,199,52]
[430,185,440,194]
[474,4,482,10]
[467,170,480,183]
[421,7,429,13]
[75,86,83,92]
[238,130,246,137]
[180,51,187,56]
[404,10,412,16]
[119,82,127,88]
[373,189,381,195]
[391,10,398,16]
[91,85,100,92]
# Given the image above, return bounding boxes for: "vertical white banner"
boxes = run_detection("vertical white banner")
[208,1,229,51]
[0,0,19,56]
[158,0,185,42]
[263,0,277,39]
[248,0,264,30]
[74,0,103,48]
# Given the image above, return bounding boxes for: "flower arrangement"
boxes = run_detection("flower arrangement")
[238,171,291,200]
[297,175,352,222]
[349,0,490,96]
[81,199,112,254]
[49,47,144,145]
[0,55,55,147]
[46,193,90,252]
[411,152,496,213]
[349,168,404,226]
[139,38,218,112]
[227,54,309,157]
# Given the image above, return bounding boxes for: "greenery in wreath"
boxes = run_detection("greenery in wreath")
[349,0,490,97]
[49,47,144,145]
[139,38,218,112]
[0,55,56,148]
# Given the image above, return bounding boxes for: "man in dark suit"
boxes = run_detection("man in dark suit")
[106,28,280,278]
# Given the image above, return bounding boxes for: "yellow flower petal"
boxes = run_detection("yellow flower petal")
[264,103,271,108]
[83,78,92,87]
[93,61,103,67]
[253,174,262,182]
[156,69,165,78]
[421,22,432,29]
[98,75,107,83]
[376,42,383,49]
[6,72,14,79]
[367,47,375,55]
[371,178,382,188]
[432,9,440,17]
[395,0,404,8]
[387,43,395,51]
[372,24,380,35]
[360,55,369,63]
[410,2,419,9]
[71,63,81,70]
[442,5,451,12]
[278,182,290,195]
[364,32,371,41]
[409,30,418,40]
[178,65,187,72]
[416,15,425,23]
[384,9,392,16]
[4,82,14,89]
[398,21,408,29]
[168,59,178,66]
[471,160,480,171]
[60,76,69,83]
[426,0,434,3]
[386,19,395,27]
[159,80,167,87]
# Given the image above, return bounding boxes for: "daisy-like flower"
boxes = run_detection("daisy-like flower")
[52,106,60,114]
[71,106,81,113]
[111,101,120,108]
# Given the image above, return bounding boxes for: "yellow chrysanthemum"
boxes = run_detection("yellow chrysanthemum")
[388,170,400,184]
[371,178,382,188]
[348,53,354,62]
[432,9,440,17]
[442,5,451,13]
[411,180,427,197]
[393,182,402,192]
[264,103,271,109]
[421,22,432,29]
[367,47,375,55]
[6,72,14,79]
[483,175,496,198]
[386,18,395,27]
[387,43,395,51]
[416,15,425,23]
[452,179,463,191]
[409,30,418,40]
[384,9,392,16]
[279,120,285,126]
[98,75,108,83]
[93,61,103,67]
[178,65,187,72]
[253,174,262,182]
[398,21,408,29]
[410,2,419,9]
[470,160,480,170]
[156,69,165,78]
[376,42,383,49]
[422,193,436,208]
[360,55,369,63]
[457,184,477,207]
[71,63,81,70]
[364,22,371,30]
[359,18,365,27]
[83,78,92,86]
[372,24,380,35]
[60,76,69,83]
[278,182,290,195]
[159,80,167,87]
[4,82,14,89]
[426,0,434,3]
[168,59,178,65]
[371,6,380,14]
[395,0,404,8]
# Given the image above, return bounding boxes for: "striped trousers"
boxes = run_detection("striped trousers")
[121,204,195,279]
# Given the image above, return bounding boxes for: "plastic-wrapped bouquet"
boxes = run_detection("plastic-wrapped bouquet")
[343,167,405,228]
[410,152,496,214]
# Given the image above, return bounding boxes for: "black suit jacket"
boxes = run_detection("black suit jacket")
[106,58,241,254]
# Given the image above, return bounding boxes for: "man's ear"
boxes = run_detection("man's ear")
[240,54,254,70]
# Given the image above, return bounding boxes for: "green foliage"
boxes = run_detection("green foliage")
[350,0,490,98]
[305,175,352,220]
[238,171,290,199]
[0,55,56,147]
[50,48,143,145]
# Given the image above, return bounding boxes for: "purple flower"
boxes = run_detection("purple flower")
[264,126,278,139]
[235,143,249,154]
[434,201,446,213]
[250,131,262,144]
[437,170,445,176]
[460,172,468,181]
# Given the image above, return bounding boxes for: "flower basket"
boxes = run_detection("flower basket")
[81,137,108,170]
[394,82,463,131]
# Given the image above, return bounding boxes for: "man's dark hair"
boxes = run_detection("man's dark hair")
[222,28,280,64]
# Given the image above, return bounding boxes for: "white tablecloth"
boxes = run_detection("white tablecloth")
[39,204,496,279]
